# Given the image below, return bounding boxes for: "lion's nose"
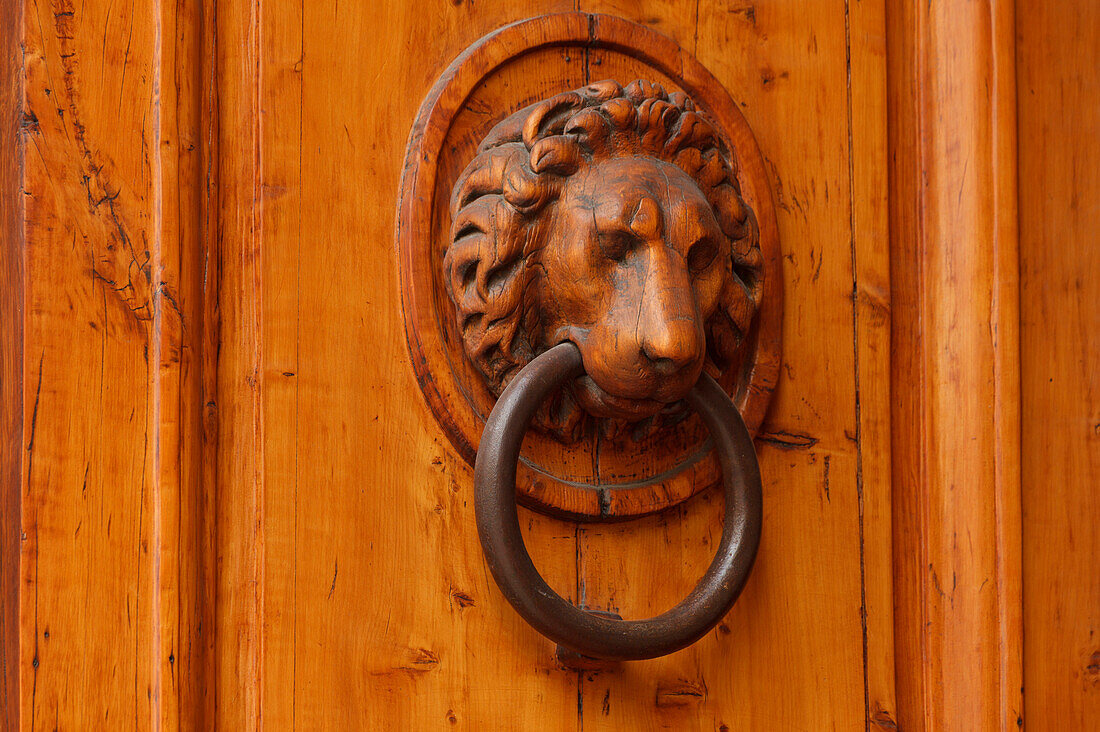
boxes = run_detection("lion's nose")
[639,288,704,376]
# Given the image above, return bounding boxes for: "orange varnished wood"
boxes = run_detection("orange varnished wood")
[847,0,898,724]
[255,0,303,727]
[211,0,264,726]
[1017,0,1100,727]
[887,0,1023,728]
[11,0,210,726]
[0,0,24,725]
[8,0,1094,728]
[5,0,895,727]
[213,2,893,727]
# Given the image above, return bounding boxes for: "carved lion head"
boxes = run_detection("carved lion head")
[444,79,763,441]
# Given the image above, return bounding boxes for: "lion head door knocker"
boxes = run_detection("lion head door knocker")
[398,15,781,661]
[444,79,763,442]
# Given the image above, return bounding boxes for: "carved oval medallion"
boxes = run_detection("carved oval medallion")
[397,13,781,520]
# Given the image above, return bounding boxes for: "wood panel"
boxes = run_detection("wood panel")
[887,0,1023,728]
[1017,0,1100,727]
[203,0,897,727]
[11,0,210,727]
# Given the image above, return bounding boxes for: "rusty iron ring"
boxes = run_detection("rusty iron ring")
[474,342,763,660]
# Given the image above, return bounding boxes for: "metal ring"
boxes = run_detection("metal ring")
[474,342,763,660]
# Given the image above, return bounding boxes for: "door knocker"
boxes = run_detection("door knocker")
[398,14,781,661]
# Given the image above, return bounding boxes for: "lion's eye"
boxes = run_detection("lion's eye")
[598,229,635,262]
[688,238,719,273]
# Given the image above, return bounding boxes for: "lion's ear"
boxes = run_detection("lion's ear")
[451,146,526,212]
[522,91,588,148]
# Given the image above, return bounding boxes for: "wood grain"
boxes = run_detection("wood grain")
[846,0,897,724]
[887,0,1023,728]
[0,0,24,725]
[8,0,1089,727]
[4,0,893,727]
[211,0,264,726]
[11,0,209,726]
[217,1,891,726]
[1017,0,1100,727]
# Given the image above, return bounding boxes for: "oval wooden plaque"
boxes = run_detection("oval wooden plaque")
[397,13,781,520]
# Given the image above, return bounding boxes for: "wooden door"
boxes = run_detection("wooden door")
[1,0,1095,729]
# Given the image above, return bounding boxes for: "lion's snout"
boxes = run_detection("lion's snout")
[573,279,706,419]
[637,275,705,379]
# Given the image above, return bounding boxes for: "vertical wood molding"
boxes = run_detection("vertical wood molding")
[211,0,265,726]
[9,0,211,725]
[887,0,1023,728]
[0,0,24,725]
[2,0,218,725]
[171,2,216,727]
